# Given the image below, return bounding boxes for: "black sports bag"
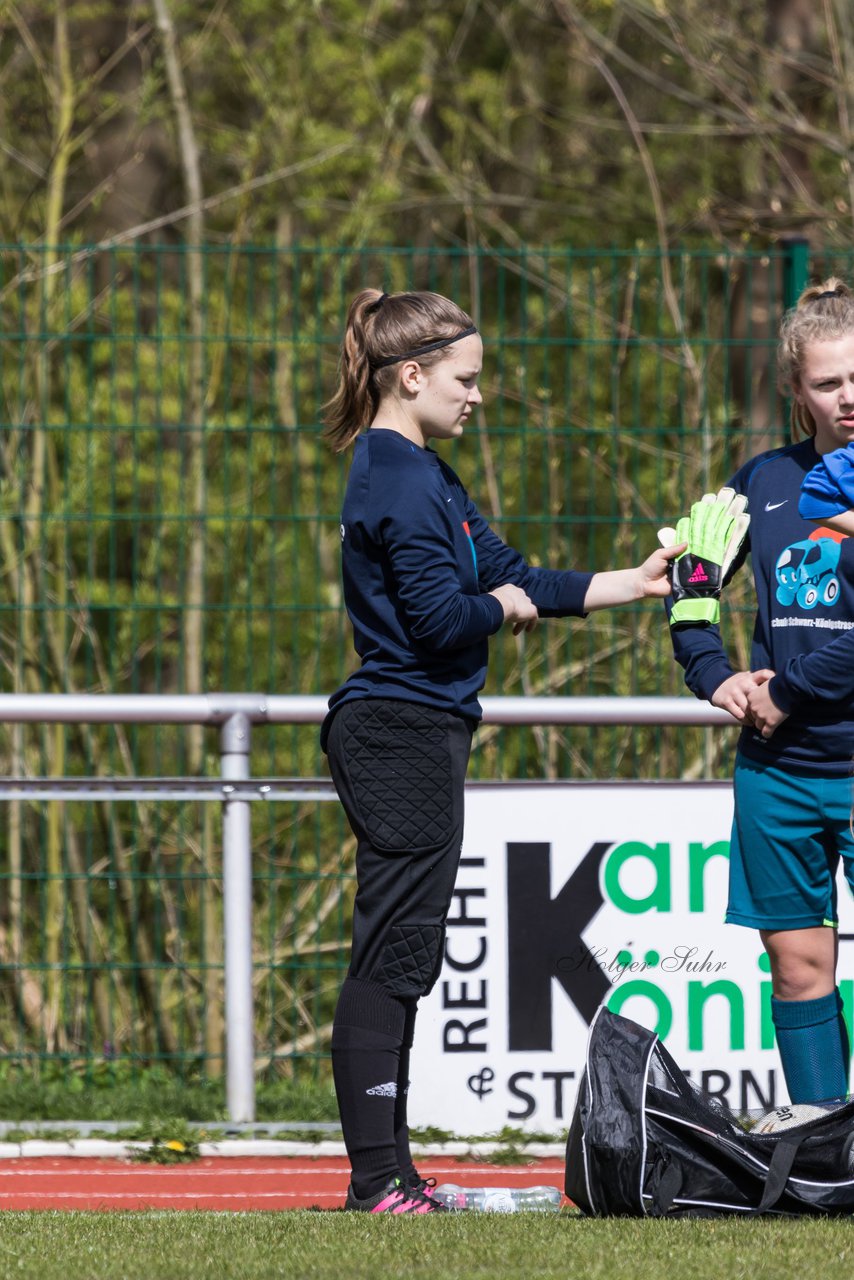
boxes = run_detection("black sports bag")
[565,1006,854,1217]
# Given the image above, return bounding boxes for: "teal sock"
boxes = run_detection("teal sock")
[772,989,849,1104]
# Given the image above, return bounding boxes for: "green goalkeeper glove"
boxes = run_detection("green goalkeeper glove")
[658,488,749,625]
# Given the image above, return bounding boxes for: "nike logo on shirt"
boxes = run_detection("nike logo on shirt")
[765,500,788,511]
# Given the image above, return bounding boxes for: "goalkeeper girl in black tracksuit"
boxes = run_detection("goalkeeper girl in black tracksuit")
[320,288,681,1213]
[670,278,854,1109]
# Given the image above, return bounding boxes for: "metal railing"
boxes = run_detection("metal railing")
[0,693,736,1120]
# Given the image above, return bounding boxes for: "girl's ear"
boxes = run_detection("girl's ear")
[398,359,423,394]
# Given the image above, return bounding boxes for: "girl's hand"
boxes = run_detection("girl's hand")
[489,583,539,634]
[745,673,788,738]
[638,542,687,598]
[583,544,686,611]
[711,670,775,723]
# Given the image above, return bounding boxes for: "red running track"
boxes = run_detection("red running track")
[0,1156,568,1211]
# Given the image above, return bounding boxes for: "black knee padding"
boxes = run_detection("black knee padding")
[375,923,445,999]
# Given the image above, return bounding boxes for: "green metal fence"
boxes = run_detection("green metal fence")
[0,238,838,1082]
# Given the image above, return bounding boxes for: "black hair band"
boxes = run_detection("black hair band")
[371,325,479,368]
[365,292,389,315]
[817,289,842,300]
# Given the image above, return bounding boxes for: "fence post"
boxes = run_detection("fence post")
[221,711,255,1122]
[782,236,810,312]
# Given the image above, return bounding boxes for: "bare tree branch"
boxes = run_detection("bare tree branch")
[822,0,854,232]
[0,142,356,301]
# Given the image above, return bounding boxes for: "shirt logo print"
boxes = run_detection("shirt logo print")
[775,531,842,610]
[462,520,477,573]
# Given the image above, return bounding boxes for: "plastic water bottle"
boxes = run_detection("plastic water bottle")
[432,1184,562,1212]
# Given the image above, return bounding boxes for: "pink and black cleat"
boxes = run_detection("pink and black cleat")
[344,1175,447,1214]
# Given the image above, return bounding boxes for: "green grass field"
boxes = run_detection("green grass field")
[4,1211,854,1280]
[0,1071,339,1125]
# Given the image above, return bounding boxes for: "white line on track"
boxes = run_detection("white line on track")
[0,1165,552,1178]
[0,1169,344,1178]
[0,1192,343,1200]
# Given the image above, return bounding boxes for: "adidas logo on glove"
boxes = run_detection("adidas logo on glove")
[658,487,750,627]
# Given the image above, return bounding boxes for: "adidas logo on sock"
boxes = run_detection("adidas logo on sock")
[687,562,710,584]
[366,1081,398,1097]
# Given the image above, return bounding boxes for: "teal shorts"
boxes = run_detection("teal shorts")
[726,754,854,930]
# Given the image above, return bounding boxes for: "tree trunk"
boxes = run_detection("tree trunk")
[152,0,219,1071]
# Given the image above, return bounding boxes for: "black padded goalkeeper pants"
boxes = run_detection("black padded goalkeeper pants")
[326,697,473,998]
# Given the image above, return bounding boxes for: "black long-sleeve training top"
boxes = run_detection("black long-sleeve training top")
[322,428,593,747]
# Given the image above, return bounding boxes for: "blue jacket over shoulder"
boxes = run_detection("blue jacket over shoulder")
[799,442,854,519]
